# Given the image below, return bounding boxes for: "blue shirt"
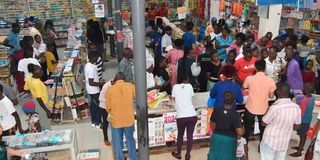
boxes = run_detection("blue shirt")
[6,32,21,55]
[182,32,196,49]
[210,80,244,110]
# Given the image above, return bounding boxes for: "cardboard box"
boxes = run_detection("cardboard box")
[77,149,100,160]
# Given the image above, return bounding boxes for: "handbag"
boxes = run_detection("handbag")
[305,140,315,160]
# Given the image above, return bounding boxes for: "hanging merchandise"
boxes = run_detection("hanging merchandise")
[257,0,297,6]
[242,4,248,19]
[220,0,226,12]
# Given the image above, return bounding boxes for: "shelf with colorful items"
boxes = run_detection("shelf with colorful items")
[0,46,11,85]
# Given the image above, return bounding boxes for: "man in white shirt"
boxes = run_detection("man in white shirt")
[0,84,24,136]
[265,46,286,83]
[17,47,41,80]
[85,51,105,128]
[161,26,172,55]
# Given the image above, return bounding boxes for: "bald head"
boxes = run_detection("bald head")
[114,72,126,82]
[276,83,291,98]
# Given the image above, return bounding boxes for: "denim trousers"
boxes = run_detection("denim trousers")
[260,142,286,160]
[111,125,138,160]
[89,93,102,125]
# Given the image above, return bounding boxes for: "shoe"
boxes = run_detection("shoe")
[91,124,96,127]
[291,146,303,151]
[289,152,302,157]
[104,140,111,146]
[96,123,102,129]
[185,154,191,160]
[171,152,181,159]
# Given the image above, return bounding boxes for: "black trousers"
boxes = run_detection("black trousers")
[243,109,265,143]
[100,107,109,141]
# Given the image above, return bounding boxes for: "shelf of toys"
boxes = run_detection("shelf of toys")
[280,6,320,41]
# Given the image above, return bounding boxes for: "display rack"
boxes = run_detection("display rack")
[0,0,29,22]
[0,46,11,85]
[28,0,50,20]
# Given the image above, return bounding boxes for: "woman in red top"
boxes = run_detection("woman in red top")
[157,3,168,17]
[301,59,316,85]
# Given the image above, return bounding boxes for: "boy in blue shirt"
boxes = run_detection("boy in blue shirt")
[290,82,315,157]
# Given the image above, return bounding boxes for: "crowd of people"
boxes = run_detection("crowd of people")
[1,5,320,160]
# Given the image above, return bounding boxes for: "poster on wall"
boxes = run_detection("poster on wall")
[94,4,104,18]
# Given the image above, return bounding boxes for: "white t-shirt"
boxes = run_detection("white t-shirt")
[172,83,196,118]
[147,72,156,90]
[0,95,17,131]
[277,48,286,59]
[98,81,112,109]
[161,34,172,53]
[314,111,320,153]
[17,58,41,80]
[33,43,47,63]
[85,62,100,94]
[236,137,247,157]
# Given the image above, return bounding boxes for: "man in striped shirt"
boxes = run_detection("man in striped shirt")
[260,83,301,160]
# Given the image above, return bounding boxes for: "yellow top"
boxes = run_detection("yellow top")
[24,76,49,104]
[46,51,57,73]
[106,80,136,128]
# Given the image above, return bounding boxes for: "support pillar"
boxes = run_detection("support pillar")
[258,4,283,38]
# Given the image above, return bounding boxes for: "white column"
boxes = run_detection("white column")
[210,0,221,20]
[258,4,283,38]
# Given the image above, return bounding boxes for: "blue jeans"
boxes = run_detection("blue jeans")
[89,93,102,125]
[111,125,138,160]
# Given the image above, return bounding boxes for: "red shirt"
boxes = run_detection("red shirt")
[158,8,168,17]
[234,57,257,83]
[301,70,316,84]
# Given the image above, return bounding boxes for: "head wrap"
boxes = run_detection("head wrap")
[22,100,36,113]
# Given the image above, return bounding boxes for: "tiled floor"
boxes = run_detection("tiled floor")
[14,52,314,160]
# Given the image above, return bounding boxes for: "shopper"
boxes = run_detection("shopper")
[157,3,168,17]
[46,44,58,76]
[18,47,41,81]
[285,42,303,91]
[42,20,59,60]
[205,17,217,38]
[22,100,41,133]
[215,27,233,59]
[106,72,138,160]
[197,45,213,92]
[261,48,269,60]
[210,64,243,110]
[166,39,184,87]
[0,124,26,159]
[24,64,52,130]
[33,34,47,81]
[148,3,157,20]
[171,75,197,160]
[234,44,257,84]
[301,59,316,85]
[85,51,105,128]
[0,84,24,135]
[243,59,276,145]
[11,38,28,93]
[177,47,201,90]
[98,80,113,146]
[154,56,171,94]
[161,26,172,55]
[206,51,221,91]
[221,49,237,66]
[260,83,301,160]
[183,22,196,49]
[3,23,21,56]
[289,83,315,157]
[29,21,43,42]
[208,92,244,160]
[146,49,160,91]
[228,32,246,57]
[119,48,134,83]
[88,21,105,59]
[265,46,286,83]
[0,81,18,105]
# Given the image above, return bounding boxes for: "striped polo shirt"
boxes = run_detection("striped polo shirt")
[262,98,301,151]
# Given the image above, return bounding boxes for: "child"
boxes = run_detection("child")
[46,44,58,76]
[182,22,196,49]
[33,34,47,81]
[236,137,248,160]
[22,100,41,133]
[17,47,41,81]
[0,124,26,159]
[289,82,315,157]
[301,59,316,85]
